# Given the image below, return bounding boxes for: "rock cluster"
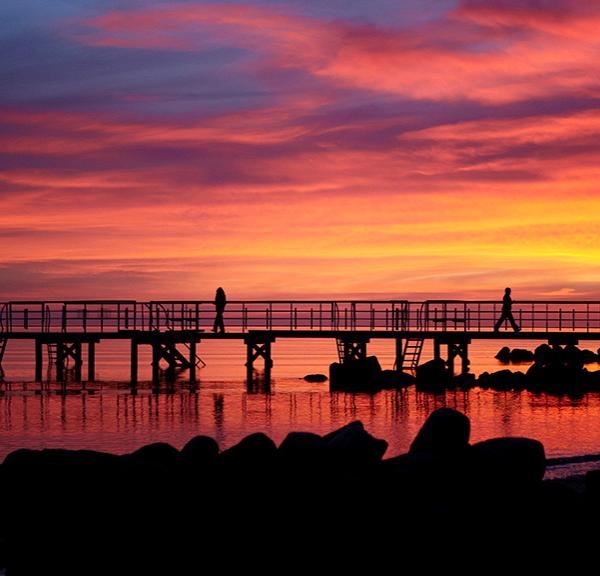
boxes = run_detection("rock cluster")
[328,344,600,394]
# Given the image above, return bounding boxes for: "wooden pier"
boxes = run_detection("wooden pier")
[1,299,599,384]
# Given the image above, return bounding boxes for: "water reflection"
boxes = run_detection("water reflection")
[3,381,600,466]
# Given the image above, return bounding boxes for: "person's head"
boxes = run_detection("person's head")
[505,287,511,295]
[216,287,225,295]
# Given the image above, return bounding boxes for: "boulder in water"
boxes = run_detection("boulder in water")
[580,349,599,365]
[378,369,415,389]
[451,373,476,389]
[510,348,534,363]
[495,346,511,363]
[329,356,382,392]
[534,344,553,364]
[415,358,450,392]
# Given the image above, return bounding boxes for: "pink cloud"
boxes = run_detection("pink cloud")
[70,2,600,104]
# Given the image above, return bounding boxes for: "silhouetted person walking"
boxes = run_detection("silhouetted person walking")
[494,287,520,332]
[213,287,226,333]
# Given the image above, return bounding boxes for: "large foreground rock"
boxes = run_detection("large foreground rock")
[181,435,219,467]
[470,437,546,491]
[322,421,388,466]
[409,408,470,456]
[219,432,277,468]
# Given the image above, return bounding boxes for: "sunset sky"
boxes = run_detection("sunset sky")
[2,0,600,300]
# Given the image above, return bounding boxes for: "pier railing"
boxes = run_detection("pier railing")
[1,300,600,334]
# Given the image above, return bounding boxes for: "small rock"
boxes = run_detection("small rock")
[304,373,328,382]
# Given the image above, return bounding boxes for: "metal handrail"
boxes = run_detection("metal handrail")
[0,299,599,334]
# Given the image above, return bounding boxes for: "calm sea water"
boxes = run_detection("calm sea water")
[2,338,600,479]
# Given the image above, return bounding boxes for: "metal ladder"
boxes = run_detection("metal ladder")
[400,338,424,372]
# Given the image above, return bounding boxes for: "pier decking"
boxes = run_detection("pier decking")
[1,299,600,383]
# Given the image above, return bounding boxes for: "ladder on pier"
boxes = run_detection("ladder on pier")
[400,338,424,372]
[336,339,345,363]
[178,342,206,367]
[182,342,207,368]
[47,343,57,366]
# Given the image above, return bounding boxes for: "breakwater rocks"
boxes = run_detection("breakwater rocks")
[0,409,597,572]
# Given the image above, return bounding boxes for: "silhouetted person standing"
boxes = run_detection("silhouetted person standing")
[494,287,520,332]
[213,287,226,333]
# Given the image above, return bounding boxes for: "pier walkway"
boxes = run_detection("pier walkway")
[1,299,599,383]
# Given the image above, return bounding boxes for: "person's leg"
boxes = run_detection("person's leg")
[494,314,506,331]
[213,314,219,332]
[508,313,520,332]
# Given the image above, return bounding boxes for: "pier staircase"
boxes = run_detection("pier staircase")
[399,338,424,372]
[182,342,206,368]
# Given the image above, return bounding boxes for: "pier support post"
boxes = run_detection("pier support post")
[245,334,275,383]
[446,340,470,376]
[189,340,197,383]
[88,341,95,382]
[56,342,64,381]
[152,342,160,384]
[338,335,369,363]
[73,342,82,381]
[35,338,43,382]
[395,338,403,371]
[55,342,83,382]
[131,340,138,384]
[433,339,441,361]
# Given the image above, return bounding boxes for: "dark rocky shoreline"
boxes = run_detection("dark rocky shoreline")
[1,408,599,573]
